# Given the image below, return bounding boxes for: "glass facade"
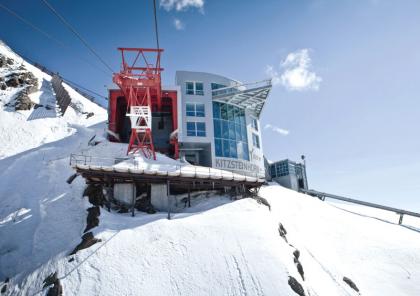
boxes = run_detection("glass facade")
[213,102,249,160]
[270,161,302,178]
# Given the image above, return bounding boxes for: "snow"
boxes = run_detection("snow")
[1,40,420,296]
[0,40,106,159]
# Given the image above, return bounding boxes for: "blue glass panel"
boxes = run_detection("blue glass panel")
[230,140,237,158]
[196,104,205,117]
[229,122,235,140]
[227,104,234,121]
[186,103,195,116]
[223,139,230,157]
[222,120,229,138]
[215,138,223,156]
[187,122,196,136]
[221,103,228,120]
[214,119,221,138]
[186,82,194,95]
[196,122,206,137]
[235,123,241,141]
[239,109,246,126]
[213,102,220,119]
[234,107,240,124]
[243,143,249,161]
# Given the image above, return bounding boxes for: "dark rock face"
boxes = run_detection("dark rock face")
[14,91,34,111]
[343,276,359,292]
[69,232,101,255]
[43,272,63,296]
[135,196,156,214]
[288,276,305,296]
[83,184,105,207]
[278,223,288,242]
[84,206,100,233]
[293,249,300,260]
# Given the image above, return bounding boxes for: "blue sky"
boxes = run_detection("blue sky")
[1,0,419,211]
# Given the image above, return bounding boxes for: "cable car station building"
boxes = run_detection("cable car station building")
[108,70,272,178]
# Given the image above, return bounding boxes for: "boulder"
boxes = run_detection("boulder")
[5,77,19,87]
[84,206,100,233]
[14,91,34,111]
[69,232,101,255]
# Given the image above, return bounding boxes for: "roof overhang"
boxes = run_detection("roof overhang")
[212,79,272,118]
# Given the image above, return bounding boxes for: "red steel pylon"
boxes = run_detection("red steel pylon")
[112,48,164,160]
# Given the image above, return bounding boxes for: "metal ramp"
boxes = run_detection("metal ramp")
[51,74,72,115]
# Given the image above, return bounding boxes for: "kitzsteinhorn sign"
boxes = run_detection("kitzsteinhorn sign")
[215,158,260,173]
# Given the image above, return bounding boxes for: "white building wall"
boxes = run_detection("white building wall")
[175,71,266,177]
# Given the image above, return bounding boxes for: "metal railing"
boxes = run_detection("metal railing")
[301,189,420,225]
[211,79,272,98]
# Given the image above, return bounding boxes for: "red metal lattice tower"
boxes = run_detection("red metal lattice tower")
[113,48,164,159]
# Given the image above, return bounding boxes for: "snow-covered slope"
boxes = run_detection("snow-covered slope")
[0,40,106,159]
[1,41,420,296]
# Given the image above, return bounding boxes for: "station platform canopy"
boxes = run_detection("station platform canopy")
[212,79,272,117]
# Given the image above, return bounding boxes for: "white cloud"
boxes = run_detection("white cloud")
[264,124,290,136]
[160,0,204,12]
[173,18,185,30]
[266,49,322,91]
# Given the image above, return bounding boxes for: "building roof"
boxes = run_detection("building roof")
[212,79,272,117]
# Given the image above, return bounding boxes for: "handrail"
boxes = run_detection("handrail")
[212,79,272,97]
[301,189,420,224]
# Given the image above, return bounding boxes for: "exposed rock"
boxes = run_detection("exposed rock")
[135,196,156,214]
[85,112,94,119]
[0,83,6,90]
[84,206,100,233]
[43,272,58,289]
[69,232,101,255]
[293,249,300,260]
[43,272,63,296]
[0,55,6,67]
[1,284,6,294]
[83,184,105,207]
[6,58,13,65]
[343,276,359,292]
[278,222,288,242]
[118,206,129,213]
[14,91,34,111]
[288,276,305,296]
[5,77,19,87]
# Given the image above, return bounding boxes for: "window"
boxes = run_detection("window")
[187,122,206,137]
[251,118,258,131]
[186,103,205,117]
[186,82,194,95]
[185,82,204,95]
[213,102,249,161]
[211,83,226,90]
[252,133,260,148]
[195,82,204,95]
